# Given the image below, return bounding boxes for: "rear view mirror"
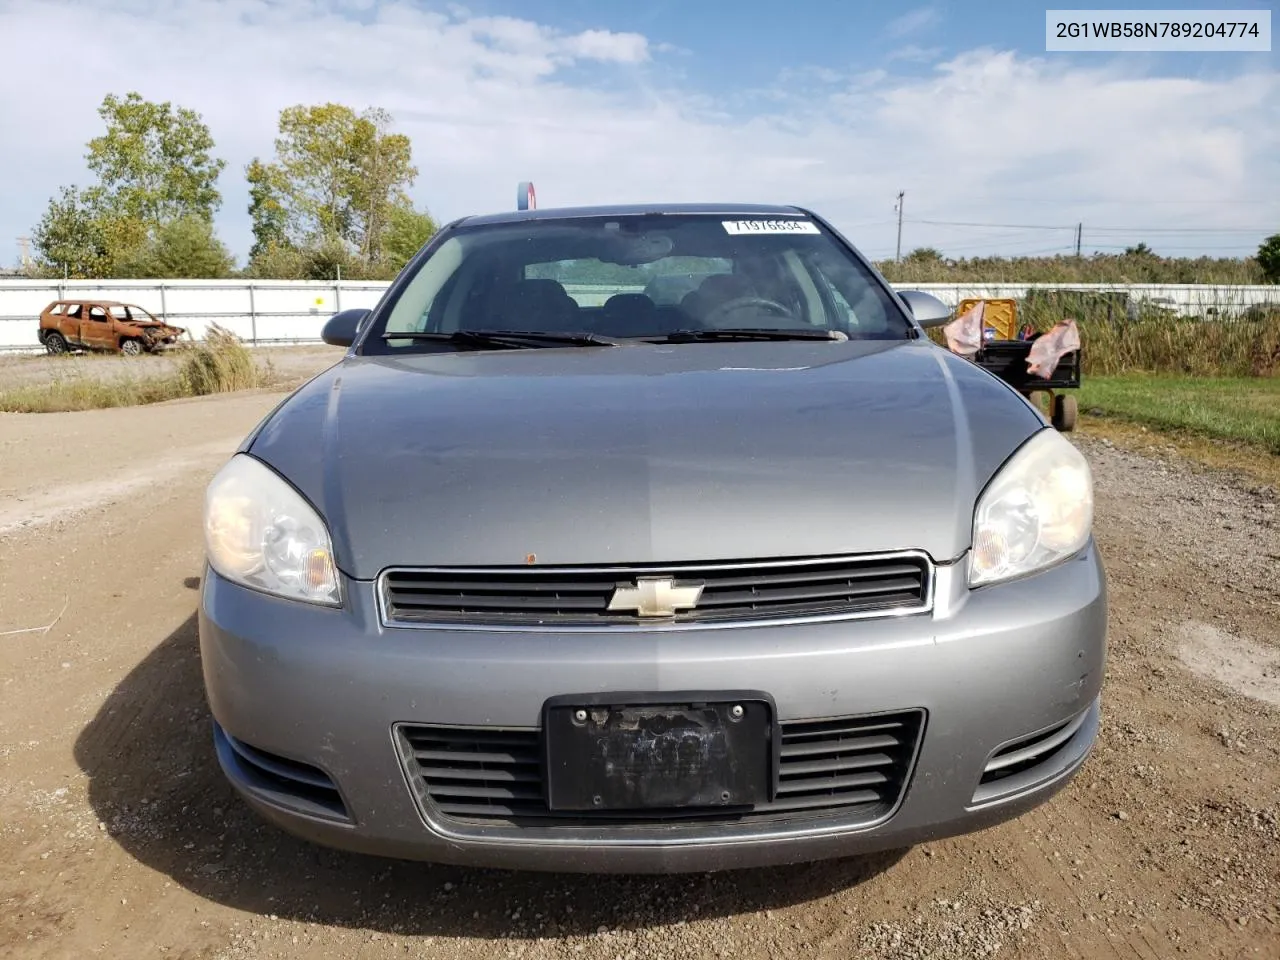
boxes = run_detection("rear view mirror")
[322,308,371,347]
[897,291,952,328]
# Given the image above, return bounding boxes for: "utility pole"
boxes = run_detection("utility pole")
[16,235,32,270]
[894,191,905,263]
[1075,222,1082,257]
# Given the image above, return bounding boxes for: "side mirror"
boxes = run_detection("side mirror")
[897,291,952,328]
[321,308,371,347]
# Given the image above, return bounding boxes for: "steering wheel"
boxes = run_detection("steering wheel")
[703,296,795,326]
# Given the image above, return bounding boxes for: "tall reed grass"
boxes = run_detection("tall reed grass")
[878,253,1266,285]
[928,300,1280,378]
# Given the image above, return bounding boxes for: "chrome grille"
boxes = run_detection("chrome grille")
[380,552,932,629]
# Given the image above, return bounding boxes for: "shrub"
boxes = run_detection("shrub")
[176,324,263,394]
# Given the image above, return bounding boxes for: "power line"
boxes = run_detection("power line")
[908,218,1074,231]
[835,218,899,229]
[1088,242,1262,252]
[931,196,1274,206]
[938,234,1078,254]
[907,217,1272,234]
[1082,226,1271,235]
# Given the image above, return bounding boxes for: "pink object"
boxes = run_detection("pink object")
[943,300,984,357]
[1026,317,1081,379]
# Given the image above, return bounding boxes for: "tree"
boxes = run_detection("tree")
[246,158,291,261]
[243,236,379,281]
[242,241,308,280]
[117,215,235,278]
[30,92,228,278]
[247,103,418,266]
[382,204,438,271]
[1257,234,1280,283]
[347,108,416,261]
[31,186,108,278]
[30,185,148,278]
[1124,242,1154,257]
[86,92,225,224]
[905,247,944,263]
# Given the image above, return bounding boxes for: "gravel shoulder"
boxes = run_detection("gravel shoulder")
[1,397,1277,960]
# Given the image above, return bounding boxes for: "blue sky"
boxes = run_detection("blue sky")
[459,0,1272,81]
[0,0,1276,264]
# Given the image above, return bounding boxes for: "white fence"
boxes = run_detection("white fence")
[1,278,1276,353]
[0,279,389,353]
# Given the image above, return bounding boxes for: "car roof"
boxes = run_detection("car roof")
[456,202,812,227]
[51,299,136,308]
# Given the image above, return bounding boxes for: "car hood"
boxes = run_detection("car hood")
[246,340,1044,579]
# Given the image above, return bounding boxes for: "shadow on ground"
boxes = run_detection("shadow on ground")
[74,602,908,939]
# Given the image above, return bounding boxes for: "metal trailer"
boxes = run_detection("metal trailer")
[954,297,1081,432]
[973,339,1081,431]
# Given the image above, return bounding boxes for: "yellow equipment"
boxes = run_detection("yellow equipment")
[955,297,1020,341]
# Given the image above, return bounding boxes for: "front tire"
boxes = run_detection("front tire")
[119,338,143,357]
[44,332,68,355]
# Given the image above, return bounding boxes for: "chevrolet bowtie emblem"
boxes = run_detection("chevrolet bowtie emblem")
[607,577,704,618]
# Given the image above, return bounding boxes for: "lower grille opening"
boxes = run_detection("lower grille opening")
[980,709,1091,787]
[397,711,924,831]
[214,723,350,822]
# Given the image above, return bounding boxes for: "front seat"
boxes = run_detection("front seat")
[597,293,662,337]
[480,278,580,333]
[678,274,755,326]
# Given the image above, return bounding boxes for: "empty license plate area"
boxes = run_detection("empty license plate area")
[544,695,774,812]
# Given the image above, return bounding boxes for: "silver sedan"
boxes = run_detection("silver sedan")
[199,203,1105,873]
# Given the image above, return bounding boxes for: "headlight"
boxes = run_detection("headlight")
[204,454,341,605]
[969,428,1093,587]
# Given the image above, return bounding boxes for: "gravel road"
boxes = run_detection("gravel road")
[1,390,1277,960]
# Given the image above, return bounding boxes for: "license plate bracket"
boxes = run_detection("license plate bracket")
[543,691,775,812]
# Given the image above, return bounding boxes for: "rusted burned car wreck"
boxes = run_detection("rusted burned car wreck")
[37,299,186,356]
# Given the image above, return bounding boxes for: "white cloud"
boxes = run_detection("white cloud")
[0,0,1275,264]
[559,28,650,64]
[885,44,943,63]
[885,6,941,39]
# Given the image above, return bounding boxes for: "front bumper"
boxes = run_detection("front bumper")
[198,544,1107,873]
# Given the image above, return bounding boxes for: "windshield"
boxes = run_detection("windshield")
[363,213,911,352]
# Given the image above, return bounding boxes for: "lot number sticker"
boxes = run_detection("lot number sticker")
[722,219,820,235]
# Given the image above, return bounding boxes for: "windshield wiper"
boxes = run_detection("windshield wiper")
[381,329,622,349]
[652,328,850,343]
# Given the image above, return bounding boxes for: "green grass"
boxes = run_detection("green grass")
[0,326,273,413]
[1080,375,1280,455]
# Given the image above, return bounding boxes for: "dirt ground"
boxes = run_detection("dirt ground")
[1,385,1277,960]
